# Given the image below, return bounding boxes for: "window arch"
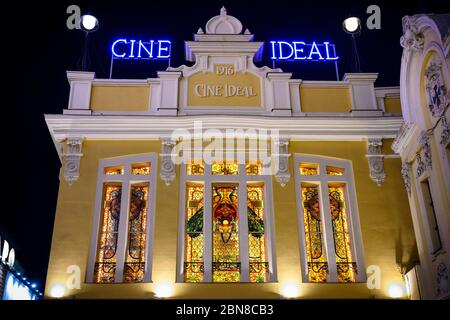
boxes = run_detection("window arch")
[177,160,277,283]
[86,154,157,283]
[293,154,366,283]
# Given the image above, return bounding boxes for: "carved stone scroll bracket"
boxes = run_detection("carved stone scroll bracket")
[160,138,177,186]
[273,138,291,187]
[367,138,386,186]
[62,137,84,185]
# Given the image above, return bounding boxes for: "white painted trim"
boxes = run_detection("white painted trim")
[45,115,404,143]
[86,153,157,283]
[176,160,277,283]
[293,154,366,283]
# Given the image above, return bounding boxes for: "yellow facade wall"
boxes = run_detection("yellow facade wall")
[90,86,150,112]
[300,87,352,112]
[45,140,417,299]
[384,98,402,114]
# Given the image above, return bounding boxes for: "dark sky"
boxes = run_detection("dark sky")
[2,0,448,292]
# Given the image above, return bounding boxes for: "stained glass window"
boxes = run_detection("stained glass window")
[123,183,149,283]
[247,185,269,282]
[187,160,204,175]
[301,183,328,282]
[104,166,124,175]
[94,183,122,283]
[184,185,204,282]
[299,163,319,176]
[328,184,356,282]
[131,162,151,175]
[246,161,262,175]
[212,185,240,282]
[212,162,239,175]
[326,166,345,176]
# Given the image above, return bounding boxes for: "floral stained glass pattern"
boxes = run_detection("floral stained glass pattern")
[123,184,149,283]
[104,166,124,175]
[247,185,269,282]
[94,184,122,283]
[328,185,356,282]
[301,184,328,282]
[246,161,263,175]
[326,166,345,176]
[187,160,205,175]
[299,163,319,176]
[185,185,205,282]
[212,162,239,175]
[212,185,240,282]
[131,163,151,175]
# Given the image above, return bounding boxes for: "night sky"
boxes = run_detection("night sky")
[3,0,448,292]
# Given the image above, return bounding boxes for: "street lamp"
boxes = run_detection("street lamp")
[80,14,99,71]
[342,16,362,72]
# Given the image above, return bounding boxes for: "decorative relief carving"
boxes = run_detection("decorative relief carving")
[400,16,424,51]
[436,263,450,299]
[160,138,176,186]
[273,138,290,187]
[63,137,84,185]
[401,162,412,195]
[419,132,432,170]
[440,116,450,146]
[367,138,385,186]
[416,153,426,178]
[425,61,448,118]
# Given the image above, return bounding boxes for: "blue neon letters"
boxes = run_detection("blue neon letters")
[270,41,338,61]
[112,39,171,59]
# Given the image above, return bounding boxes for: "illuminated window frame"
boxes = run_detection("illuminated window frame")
[86,153,157,283]
[177,161,277,283]
[293,154,366,283]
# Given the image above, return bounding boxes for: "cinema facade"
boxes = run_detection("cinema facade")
[44,9,450,299]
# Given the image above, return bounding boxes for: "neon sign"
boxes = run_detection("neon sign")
[111,39,171,59]
[270,41,338,61]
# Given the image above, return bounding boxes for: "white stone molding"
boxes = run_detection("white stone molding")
[267,72,293,116]
[273,138,291,187]
[401,162,412,195]
[160,138,176,185]
[64,71,95,115]
[62,137,84,185]
[343,73,382,117]
[205,6,243,35]
[425,61,448,118]
[400,15,425,51]
[392,121,416,154]
[366,138,386,186]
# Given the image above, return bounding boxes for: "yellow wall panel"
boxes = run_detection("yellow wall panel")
[300,87,352,112]
[90,86,149,112]
[384,98,402,114]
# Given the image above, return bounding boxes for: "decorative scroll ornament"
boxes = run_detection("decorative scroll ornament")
[400,16,424,51]
[401,162,412,195]
[273,138,291,187]
[367,138,385,186]
[419,132,432,170]
[436,263,450,299]
[440,116,450,146]
[62,137,84,185]
[416,153,426,178]
[160,138,176,186]
[425,62,448,118]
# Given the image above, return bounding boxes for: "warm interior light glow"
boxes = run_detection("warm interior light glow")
[81,15,98,31]
[50,284,66,298]
[343,17,360,33]
[281,283,300,298]
[154,283,173,298]
[388,283,405,298]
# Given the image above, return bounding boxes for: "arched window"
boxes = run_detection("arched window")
[294,154,365,283]
[178,160,276,283]
[86,154,157,283]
